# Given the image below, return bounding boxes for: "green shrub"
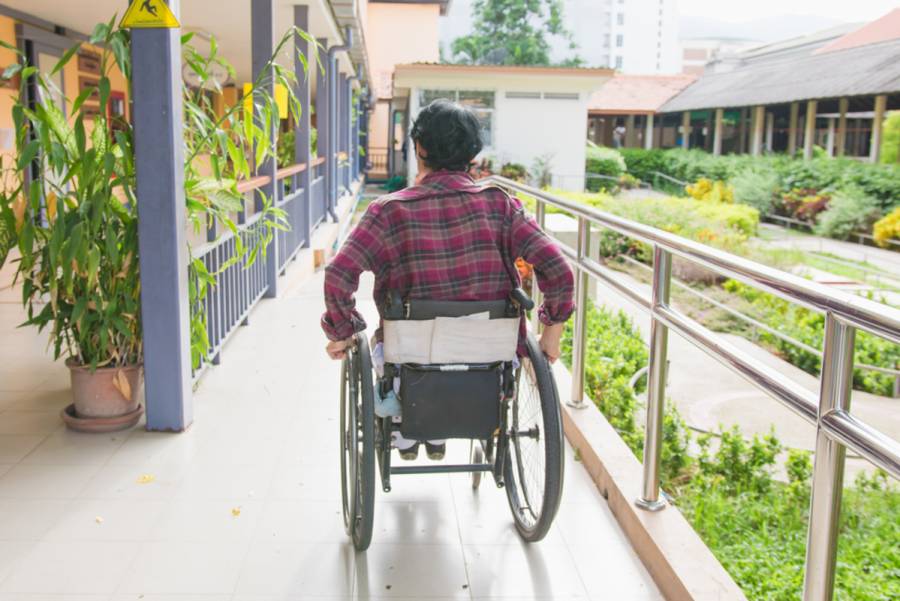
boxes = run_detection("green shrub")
[500,162,528,181]
[814,187,881,240]
[552,189,758,257]
[881,112,900,165]
[619,147,667,181]
[722,279,900,396]
[731,167,781,214]
[559,295,898,600]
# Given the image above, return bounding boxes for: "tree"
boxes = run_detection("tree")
[450,0,581,66]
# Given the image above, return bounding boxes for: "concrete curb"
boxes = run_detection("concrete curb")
[552,361,748,601]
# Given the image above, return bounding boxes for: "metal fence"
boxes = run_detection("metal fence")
[482,175,900,601]
[310,156,327,229]
[191,154,355,377]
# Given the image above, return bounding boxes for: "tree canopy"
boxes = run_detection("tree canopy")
[450,0,581,66]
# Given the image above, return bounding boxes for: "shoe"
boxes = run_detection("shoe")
[397,442,419,461]
[425,441,446,461]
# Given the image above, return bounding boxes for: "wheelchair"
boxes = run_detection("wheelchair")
[340,288,564,551]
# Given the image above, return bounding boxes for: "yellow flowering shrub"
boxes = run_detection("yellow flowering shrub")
[873,206,900,247]
[686,178,735,203]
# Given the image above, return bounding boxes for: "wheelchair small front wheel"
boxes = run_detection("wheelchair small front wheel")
[339,333,376,551]
[503,332,565,542]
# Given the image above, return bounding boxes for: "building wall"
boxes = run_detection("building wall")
[403,72,595,190]
[366,2,441,156]
[440,0,682,74]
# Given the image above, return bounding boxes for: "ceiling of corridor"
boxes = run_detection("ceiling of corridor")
[4,0,354,83]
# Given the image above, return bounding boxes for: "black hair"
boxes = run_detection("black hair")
[410,99,484,172]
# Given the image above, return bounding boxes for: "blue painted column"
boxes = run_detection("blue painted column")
[294,6,311,248]
[338,73,348,192]
[251,0,279,298]
[320,44,335,217]
[315,38,328,220]
[131,0,192,431]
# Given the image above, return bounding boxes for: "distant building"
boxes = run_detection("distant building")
[393,63,612,189]
[659,9,900,162]
[679,37,760,75]
[440,0,681,74]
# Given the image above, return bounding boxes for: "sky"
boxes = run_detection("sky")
[678,0,899,22]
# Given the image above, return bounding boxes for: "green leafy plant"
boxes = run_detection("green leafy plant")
[814,187,881,240]
[731,166,780,214]
[0,17,317,370]
[500,162,528,181]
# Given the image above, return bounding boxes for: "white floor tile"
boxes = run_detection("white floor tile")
[353,543,469,598]
[0,436,46,464]
[0,464,102,500]
[0,412,63,436]
[173,463,275,501]
[0,541,140,594]
[20,431,129,466]
[234,541,354,596]
[116,542,246,594]
[252,499,346,543]
[463,542,588,598]
[568,543,663,600]
[266,463,342,501]
[0,499,69,541]
[371,500,461,545]
[43,499,167,542]
[77,464,185,501]
[150,498,262,542]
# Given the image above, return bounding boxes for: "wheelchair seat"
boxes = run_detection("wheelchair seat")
[379,292,524,441]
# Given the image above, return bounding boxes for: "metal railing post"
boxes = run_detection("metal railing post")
[803,313,855,601]
[531,200,546,335]
[636,245,672,511]
[568,215,590,409]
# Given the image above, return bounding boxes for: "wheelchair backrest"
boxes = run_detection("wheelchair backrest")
[381,294,520,365]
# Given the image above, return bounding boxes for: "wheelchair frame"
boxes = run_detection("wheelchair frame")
[340,292,565,551]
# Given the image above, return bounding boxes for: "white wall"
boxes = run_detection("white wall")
[406,84,590,191]
[493,92,588,190]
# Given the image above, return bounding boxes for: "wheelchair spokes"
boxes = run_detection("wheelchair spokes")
[503,332,565,542]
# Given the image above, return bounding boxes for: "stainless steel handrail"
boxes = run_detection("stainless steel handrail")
[481,175,900,601]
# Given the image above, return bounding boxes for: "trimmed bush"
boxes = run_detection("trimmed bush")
[731,167,781,214]
[814,188,881,240]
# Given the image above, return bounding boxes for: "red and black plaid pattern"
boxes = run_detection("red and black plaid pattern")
[321,171,575,352]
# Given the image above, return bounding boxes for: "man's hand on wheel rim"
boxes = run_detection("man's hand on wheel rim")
[326,337,353,360]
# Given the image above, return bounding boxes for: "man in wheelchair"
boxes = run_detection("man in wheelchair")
[321,98,575,462]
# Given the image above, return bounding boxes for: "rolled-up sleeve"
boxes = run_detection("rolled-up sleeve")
[321,206,386,341]
[509,200,575,325]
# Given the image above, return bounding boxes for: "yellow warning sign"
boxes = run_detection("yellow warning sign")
[121,0,180,29]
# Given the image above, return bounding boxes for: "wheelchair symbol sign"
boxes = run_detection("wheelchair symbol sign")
[121,0,180,29]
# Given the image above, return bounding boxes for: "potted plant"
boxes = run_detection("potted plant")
[0,19,307,431]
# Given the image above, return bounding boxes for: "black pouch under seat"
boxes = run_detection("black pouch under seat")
[398,362,503,440]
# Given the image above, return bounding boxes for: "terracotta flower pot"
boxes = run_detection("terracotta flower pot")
[62,360,144,432]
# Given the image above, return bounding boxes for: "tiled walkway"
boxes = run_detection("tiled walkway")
[0,255,662,599]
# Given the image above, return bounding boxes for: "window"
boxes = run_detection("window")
[617,12,624,25]
[616,34,624,48]
[603,33,610,48]
[615,55,623,69]
[418,89,495,147]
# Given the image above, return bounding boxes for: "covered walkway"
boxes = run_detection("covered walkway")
[0,256,661,598]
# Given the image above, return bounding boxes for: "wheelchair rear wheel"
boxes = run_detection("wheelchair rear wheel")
[503,331,565,542]
[340,333,375,551]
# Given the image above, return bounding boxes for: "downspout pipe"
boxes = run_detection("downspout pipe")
[325,26,352,222]
[348,75,359,181]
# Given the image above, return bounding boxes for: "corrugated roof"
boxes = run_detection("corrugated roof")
[661,37,900,112]
[816,8,900,54]
[588,74,696,114]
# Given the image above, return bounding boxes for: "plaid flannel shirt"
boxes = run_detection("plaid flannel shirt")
[321,171,575,353]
